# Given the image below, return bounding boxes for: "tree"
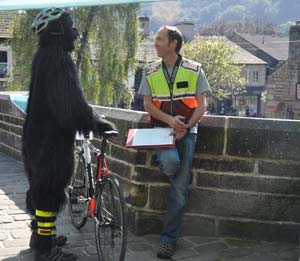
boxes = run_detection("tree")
[9,10,39,91]
[9,5,140,108]
[181,36,246,99]
[71,5,140,107]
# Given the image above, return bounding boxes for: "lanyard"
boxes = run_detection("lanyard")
[162,55,182,116]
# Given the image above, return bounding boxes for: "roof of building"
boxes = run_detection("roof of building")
[227,39,267,65]
[199,36,266,65]
[136,34,158,63]
[234,33,289,61]
[0,11,16,39]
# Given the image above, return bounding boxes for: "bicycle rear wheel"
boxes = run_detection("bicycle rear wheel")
[67,147,88,229]
[95,175,127,261]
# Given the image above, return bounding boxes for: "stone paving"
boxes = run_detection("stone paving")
[0,151,299,261]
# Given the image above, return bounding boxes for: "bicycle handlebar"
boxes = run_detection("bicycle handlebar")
[79,130,118,157]
[102,130,118,139]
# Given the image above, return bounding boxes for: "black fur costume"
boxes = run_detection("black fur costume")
[23,13,116,217]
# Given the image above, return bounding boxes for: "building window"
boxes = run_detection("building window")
[0,47,12,81]
[0,51,8,78]
[244,69,259,83]
[246,70,251,83]
[253,71,259,82]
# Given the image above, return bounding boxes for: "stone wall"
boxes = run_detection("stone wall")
[1,92,300,242]
[0,93,24,159]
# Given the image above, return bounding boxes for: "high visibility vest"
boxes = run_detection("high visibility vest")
[145,57,201,126]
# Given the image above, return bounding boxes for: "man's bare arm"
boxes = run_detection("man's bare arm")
[170,93,206,140]
[186,93,207,128]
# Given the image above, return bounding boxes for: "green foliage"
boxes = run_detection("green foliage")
[71,5,140,107]
[181,36,246,99]
[8,5,140,108]
[9,11,39,91]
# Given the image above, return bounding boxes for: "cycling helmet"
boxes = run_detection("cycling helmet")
[31,7,65,36]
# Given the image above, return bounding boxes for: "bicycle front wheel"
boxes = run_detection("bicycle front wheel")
[95,175,127,261]
[67,147,88,229]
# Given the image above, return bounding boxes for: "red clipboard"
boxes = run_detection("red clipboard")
[126,128,175,149]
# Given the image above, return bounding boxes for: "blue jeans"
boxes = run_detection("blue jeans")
[155,133,197,244]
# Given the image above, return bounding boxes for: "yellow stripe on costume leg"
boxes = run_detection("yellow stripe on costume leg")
[35,210,56,217]
[37,222,55,227]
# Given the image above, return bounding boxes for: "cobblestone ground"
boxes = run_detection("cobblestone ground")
[0,151,299,261]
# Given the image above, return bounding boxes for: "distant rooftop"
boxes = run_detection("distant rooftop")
[200,36,266,65]
[235,33,289,61]
[227,39,267,65]
[0,11,16,39]
[136,34,158,63]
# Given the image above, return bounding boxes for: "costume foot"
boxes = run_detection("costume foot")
[30,233,67,249]
[157,241,176,259]
[34,246,78,261]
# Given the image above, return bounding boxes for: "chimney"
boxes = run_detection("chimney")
[288,21,300,98]
[174,20,195,41]
[138,16,150,37]
[288,21,300,71]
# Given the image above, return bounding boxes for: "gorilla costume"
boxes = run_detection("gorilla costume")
[22,8,116,260]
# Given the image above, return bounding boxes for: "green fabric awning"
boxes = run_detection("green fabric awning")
[0,0,169,11]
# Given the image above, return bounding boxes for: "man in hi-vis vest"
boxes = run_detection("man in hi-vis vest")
[138,26,211,259]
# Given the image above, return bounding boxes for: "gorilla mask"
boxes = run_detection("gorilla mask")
[33,8,79,52]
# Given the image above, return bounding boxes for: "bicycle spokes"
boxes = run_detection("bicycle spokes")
[95,176,126,260]
[67,147,89,229]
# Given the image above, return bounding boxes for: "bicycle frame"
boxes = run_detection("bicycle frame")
[79,134,110,218]
[70,130,127,261]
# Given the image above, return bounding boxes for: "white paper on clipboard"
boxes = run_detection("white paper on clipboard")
[126,128,175,148]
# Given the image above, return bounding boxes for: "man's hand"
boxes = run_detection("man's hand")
[169,115,187,131]
[170,128,187,141]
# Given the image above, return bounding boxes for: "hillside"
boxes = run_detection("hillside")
[141,0,300,33]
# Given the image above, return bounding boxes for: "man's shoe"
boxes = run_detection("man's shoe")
[157,241,176,259]
[34,246,78,261]
[30,233,67,249]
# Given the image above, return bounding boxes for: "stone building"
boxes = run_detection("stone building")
[265,21,300,119]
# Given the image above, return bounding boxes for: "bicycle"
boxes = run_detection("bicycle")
[66,130,127,261]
